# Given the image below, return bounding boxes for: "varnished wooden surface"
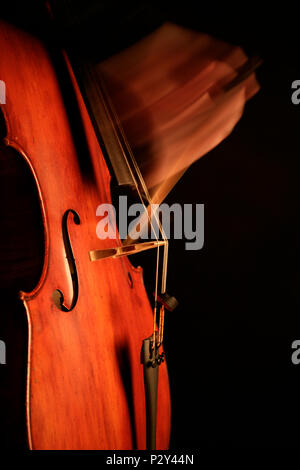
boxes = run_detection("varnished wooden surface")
[0,21,171,450]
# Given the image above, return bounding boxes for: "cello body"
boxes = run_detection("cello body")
[0,21,171,450]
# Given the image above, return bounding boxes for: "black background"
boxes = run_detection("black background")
[1,0,300,451]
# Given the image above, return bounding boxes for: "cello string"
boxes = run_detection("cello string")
[158,243,168,344]
[153,244,160,356]
[99,75,167,348]
[99,75,160,244]
[103,80,170,344]
[101,72,168,250]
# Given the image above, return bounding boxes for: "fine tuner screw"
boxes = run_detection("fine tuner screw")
[150,352,165,368]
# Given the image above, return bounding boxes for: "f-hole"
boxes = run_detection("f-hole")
[52,209,80,312]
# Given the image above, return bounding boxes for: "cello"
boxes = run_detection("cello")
[0,6,260,450]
